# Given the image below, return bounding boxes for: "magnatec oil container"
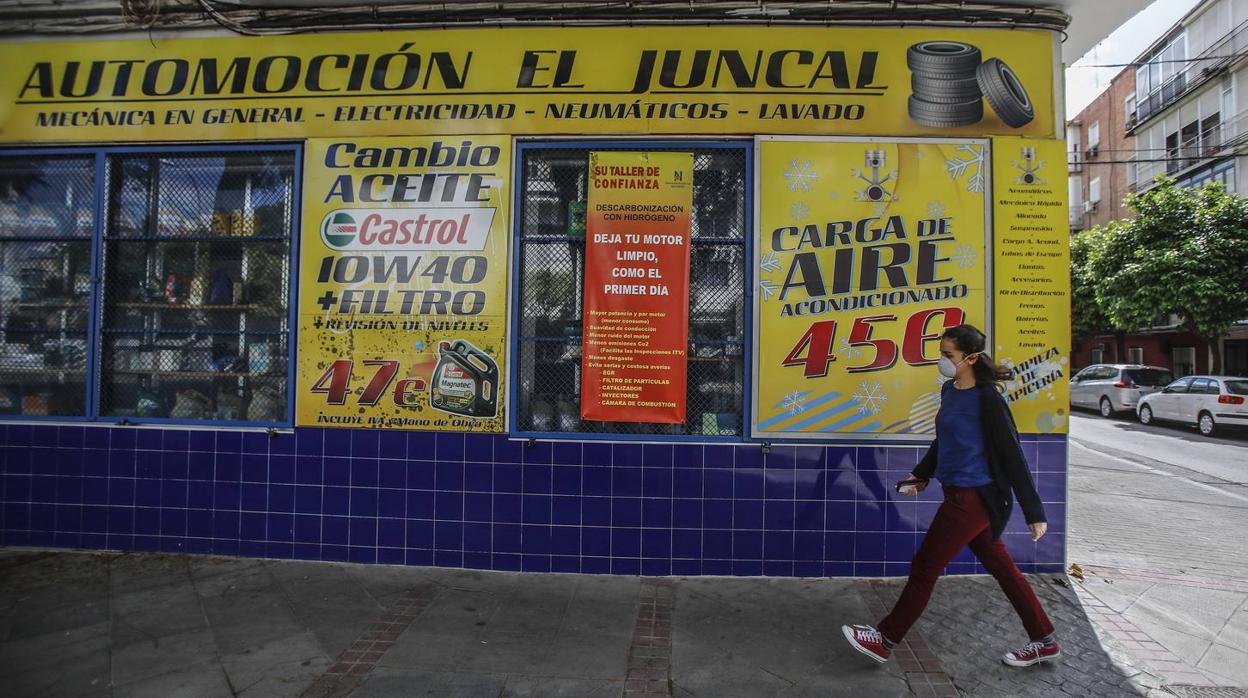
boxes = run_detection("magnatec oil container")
[429,339,499,418]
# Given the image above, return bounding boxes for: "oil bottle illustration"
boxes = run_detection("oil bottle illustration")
[429,339,499,418]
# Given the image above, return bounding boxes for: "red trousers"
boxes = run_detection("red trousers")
[878,485,1055,643]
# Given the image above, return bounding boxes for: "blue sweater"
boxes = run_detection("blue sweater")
[934,381,993,487]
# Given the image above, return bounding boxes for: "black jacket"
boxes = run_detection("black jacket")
[911,383,1046,540]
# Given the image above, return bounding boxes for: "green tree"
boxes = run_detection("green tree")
[1070,224,1129,360]
[1089,178,1248,373]
[1070,225,1111,337]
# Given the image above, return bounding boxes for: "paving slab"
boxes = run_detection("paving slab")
[112,660,234,698]
[0,549,1155,698]
[672,577,910,697]
[351,668,509,697]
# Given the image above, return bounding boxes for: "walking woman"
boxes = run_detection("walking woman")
[842,324,1059,668]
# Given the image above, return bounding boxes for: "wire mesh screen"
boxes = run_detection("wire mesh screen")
[0,155,95,417]
[515,145,747,437]
[98,151,294,423]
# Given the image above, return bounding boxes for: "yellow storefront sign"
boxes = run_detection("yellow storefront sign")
[992,137,1070,434]
[295,136,509,431]
[754,138,989,440]
[0,26,1055,142]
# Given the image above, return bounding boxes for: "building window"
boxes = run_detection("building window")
[0,146,298,425]
[1222,76,1235,141]
[1180,120,1201,165]
[1087,121,1100,154]
[0,155,95,417]
[1128,347,1144,364]
[1165,131,1180,174]
[1172,346,1196,378]
[1125,95,1137,129]
[1201,113,1221,153]
[1136,33,1188,121]
[1088,177,1102,209]
[1068,175,1084,227]
[513,143,748,439]
[1126,156,1139,189]
[1090,347,1105,364]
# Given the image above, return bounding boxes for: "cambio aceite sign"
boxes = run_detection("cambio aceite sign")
[297,136,510,432]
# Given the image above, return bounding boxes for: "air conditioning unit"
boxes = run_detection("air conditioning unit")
[1085,144,1100,158]
[1083,200,1099,213]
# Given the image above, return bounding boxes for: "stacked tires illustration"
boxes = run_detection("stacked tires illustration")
[907,41,1034,129]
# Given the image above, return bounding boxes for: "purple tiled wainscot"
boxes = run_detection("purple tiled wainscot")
[0,425,1067,576]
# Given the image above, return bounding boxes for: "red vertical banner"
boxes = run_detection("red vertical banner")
[582,151,694,424]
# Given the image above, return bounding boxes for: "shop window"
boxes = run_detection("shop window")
[0,155,95,417]
[513,143,748,439]
[0,146,297,425]
[1128,347,1144,365]
[1090,347,1104,364]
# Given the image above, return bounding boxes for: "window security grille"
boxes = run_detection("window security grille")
[514,145,748,438]
[98,152,295,424]
[0,147,296,425]
[0,155,95,417]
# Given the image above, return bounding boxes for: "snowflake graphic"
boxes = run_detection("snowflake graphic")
[952,243,978,268]
[759,251,781,274]
[852,381,888,416]
[945,145,985,193]
[759,279,779,300]
[838,338,863,361]
[789,201,811,222]
[784,160,818,192]
[781,390,809,416]
[926,200,946,219]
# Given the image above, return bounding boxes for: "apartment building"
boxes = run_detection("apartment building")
[1068,67,1137,231]
[1131,0,1247,194]
[1070,0,1248,377]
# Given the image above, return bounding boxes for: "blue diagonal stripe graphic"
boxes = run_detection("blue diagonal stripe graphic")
[758,391,842,430]
[781,396,859,431]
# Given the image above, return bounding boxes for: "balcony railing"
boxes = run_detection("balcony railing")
[1138,108,1248,183]
[1128,19,1248,129]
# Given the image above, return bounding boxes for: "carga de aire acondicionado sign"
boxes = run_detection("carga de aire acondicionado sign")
[295,136,509,431]
[754,138,989,441]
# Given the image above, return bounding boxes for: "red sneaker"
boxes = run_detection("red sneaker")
[1002,640,1061,667]
[842,624,891,664]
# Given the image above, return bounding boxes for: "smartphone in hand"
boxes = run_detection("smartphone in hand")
[894,477,926,496]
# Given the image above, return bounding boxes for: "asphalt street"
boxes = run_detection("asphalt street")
[1067,408,1248,690]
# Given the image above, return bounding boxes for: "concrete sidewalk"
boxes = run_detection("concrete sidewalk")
[0,550,1140,697]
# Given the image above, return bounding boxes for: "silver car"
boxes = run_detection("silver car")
[1070,364,1174,418]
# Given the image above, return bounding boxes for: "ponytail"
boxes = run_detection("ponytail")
[942,324,1011,387]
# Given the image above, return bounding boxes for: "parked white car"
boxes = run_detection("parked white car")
[1070,364,1174,418]
[1136,375,1248,437]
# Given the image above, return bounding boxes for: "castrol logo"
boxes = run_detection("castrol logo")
[319,207,494,252]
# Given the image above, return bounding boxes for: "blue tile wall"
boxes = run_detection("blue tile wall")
[0,424,1067,576]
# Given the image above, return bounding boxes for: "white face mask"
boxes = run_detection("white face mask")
[938,352,978,378]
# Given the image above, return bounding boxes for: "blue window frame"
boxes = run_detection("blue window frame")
[509,140,753,442]
[0,144,301,427]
